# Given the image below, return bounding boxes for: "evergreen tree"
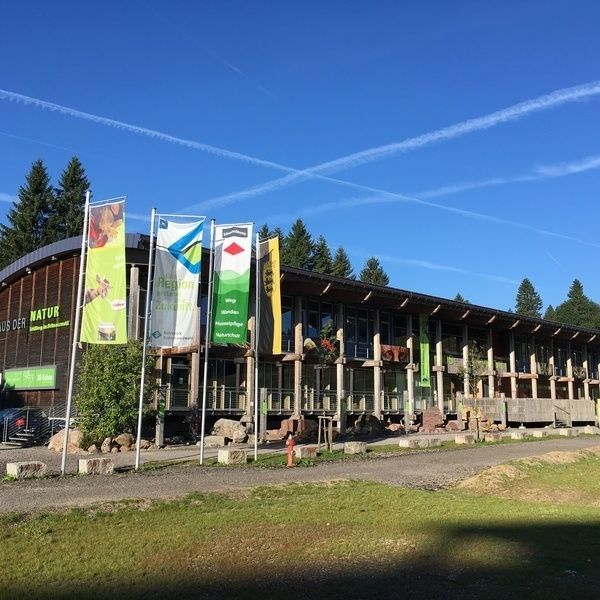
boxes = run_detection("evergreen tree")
[0,160,53,268]
[312,235,333,274]
[514,278,543,318]
[47,156,90,242]
[258,223,271,241]
[454,293,470,303]
[331,246,354,279]
[554,279,600,329]
[359,256,389,286]
[281,218,313,269]
[544,305,556,321]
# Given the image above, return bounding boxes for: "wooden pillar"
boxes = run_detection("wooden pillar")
[487,329,495,398]
[462,324,469,397]
[550,339,557,400]
[336,303,345,433]
[583,344,590,400]
[435,320,444,412]
[293,296,303,417]
[373,309,382,419]
[406,315,414,414]
[567,341,574,400]
[530,337,538,399]
[509,331,517,399]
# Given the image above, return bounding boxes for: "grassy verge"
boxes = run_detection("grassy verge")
[2,458,600,599]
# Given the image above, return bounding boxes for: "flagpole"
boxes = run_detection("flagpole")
[254,233,261,461]
[61,190,91,476]
[199,219,216,464]
[135,208,156,470]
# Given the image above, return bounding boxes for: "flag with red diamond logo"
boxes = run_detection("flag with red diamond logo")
[211,223,253,344]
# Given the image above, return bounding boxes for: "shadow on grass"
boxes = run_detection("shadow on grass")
[7,522,600,600]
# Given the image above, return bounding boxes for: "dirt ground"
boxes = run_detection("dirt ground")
[1,436,599,514]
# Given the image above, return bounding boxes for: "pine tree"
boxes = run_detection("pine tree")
[312,235,333,274]
[514,278,543,318]
[47,156,90,242]
[281,218,313,269]
[359,256,389,286]
[258,223,271,241]
[454,293,470,303]
[554,279,600,329]
[0,160,54,268]
[544,305,556,321]
[331,246,354,279]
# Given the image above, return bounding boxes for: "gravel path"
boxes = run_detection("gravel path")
[0,436,598,514]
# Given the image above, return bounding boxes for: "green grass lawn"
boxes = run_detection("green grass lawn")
[3,452,600,600]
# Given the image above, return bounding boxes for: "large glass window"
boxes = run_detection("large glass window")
[281,295,294,352]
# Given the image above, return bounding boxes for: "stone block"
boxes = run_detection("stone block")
[484,433,502,443]
[455,434,475,445]
[217,449,248,465]
[295,446,318,459]
[582,425,599,435]
[532,430,548,438]
[427,438,442,448]
[203,435,228,447]
[511,431,526,441]
[559,428,574,437]
[344,441,367,455]
[398,438,425,449]
[78,458,114,475]
[6,461,47,480]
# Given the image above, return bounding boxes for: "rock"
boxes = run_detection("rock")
[445,421,460,432]
[484,433,502,443]
[203,435,227,448]
[137,439,151,450]
[87,444,99,454]
[114,433,135,448]
[6,461,47,479]
[47,429,85,453]
[279,418,318,440]
[295,446,318,459]
[344,441,367,454]
[533,430,547,438]
[386,423,404,433]
[559,429,574,437]
[428,438,442,448]
[212,418,250,444]
[490,424,499,432]
[583,425,599,435]
[498,423,507,431]
[120,445,130,453]
[455,434,475,445]
[265,429,283,442]
[78,457,114,475]
[101,437,112,454]
[422,407,444,433]
[351,414,385,436]
[511,431,526,441]
[111,447,119,453]
[399,438,427,449]
[217,449,248,465]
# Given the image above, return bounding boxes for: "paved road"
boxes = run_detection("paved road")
[0,436,598,514]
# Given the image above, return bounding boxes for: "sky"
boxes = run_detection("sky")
[1,0,599,312]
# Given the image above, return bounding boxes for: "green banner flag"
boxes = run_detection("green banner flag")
[419,314,431,388]
[212,223,253,344]
[80,199,127,344]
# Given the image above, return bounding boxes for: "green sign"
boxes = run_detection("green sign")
[419,314,431,388]
[4,366,58,391]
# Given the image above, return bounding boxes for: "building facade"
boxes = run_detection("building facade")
[0,235,598,429]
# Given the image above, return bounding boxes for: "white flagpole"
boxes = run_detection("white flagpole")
[199,219,216,464]
[135,208,156,470]
[254,233,260,461]
[61,190,91,476]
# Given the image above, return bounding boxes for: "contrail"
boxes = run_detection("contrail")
[0,89,294,173]
[0,129,80,154]
[190,79,600,210]
[260,153,600,248]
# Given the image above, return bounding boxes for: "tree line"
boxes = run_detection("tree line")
[259,218,390,286]
[0,158,89,269]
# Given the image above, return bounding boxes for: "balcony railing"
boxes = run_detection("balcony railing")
[301,388,337,412]
[264,388,294,412]
[207,386,247,411]
[346,394,375,413]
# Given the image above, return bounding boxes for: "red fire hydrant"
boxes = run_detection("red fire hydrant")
[285,433,296,468]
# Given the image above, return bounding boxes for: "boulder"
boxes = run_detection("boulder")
[295,446,318,459]
[559,429,574,437]
[100,437,112,454]
[511,431,526,441]
[6,461,47,479]
[87,444,99,454]
[202,435,227,448]
[211,418,249,444]
[484,433,502,443]
[455,434,475,445]
[114,433,135,448]
[386,423,404,434]
[110,446,119,453]
[428,438,442,448]
[47,429,85,454]
[398,438,426,449]
[265,429,284,442]
[137,439,152,450]
[351,414,385,436]
[421,407,444,433]
[78,457,114,475]
[445,421,460,432]
[533,430,547,438]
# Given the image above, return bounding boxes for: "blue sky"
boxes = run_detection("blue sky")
[1,1,599,312]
